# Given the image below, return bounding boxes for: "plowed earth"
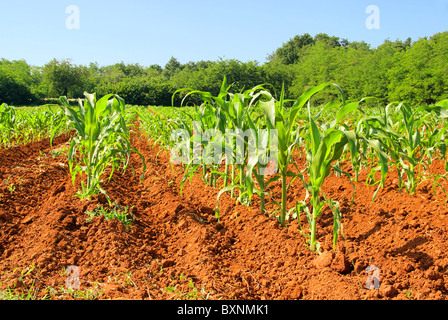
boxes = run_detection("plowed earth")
[1,126,448,300]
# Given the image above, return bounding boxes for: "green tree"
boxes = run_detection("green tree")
[261,61,295,98]
[288,41,340,104]
[361,40,398,102]
[0,59,38,104]
[268,33,314,64]
[388,33,448,104]
[42,59,87,98]
[313,33,342,47]
[333,41,372,101]
[0,69,35,105]
[163,57,183,79]
[170,59,265,104]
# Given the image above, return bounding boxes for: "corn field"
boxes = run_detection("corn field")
[2,81,448,300]
[135,79,448,252]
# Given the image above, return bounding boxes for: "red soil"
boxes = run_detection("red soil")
[1,129,448,300]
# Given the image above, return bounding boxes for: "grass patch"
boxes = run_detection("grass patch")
[165,274,212,300]
[0,263,104,300]
[86,201,135,229]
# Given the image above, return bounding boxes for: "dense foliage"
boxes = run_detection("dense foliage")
[1,31,447,106]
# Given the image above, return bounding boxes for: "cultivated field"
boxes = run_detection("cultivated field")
[1,82,448,300]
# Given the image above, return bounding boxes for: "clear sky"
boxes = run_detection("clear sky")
[1,0,447,67]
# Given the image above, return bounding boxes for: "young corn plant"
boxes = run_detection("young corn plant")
[61,92,145,204]
[260,82,345,229]
[216,92,278,216]
[135,107,178,149]
[173,94,227,193]
[243,109,279,215]
[357,104,399,190]
[43,107,67,148]
[421,121,447,166]
[174,78,268,206]
[363,101,443,194]
[172,79,226,186]
[299,100,383,252]
[420,99,448,168]
[218,84,270,202]
[293,90,388,252]
[0,103,16,148]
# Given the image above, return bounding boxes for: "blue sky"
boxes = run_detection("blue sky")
[1,0,447,67]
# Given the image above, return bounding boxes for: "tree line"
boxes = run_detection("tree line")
[1,31,447,107]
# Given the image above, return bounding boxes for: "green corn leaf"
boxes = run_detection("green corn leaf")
[335,101,360,125]
[288,82,332,141]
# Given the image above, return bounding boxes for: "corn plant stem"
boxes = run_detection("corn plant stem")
[224,164,229,188]
[239,164,247,200]
[397,163,403,191]
[259,177,266,214]
[231,164,236,198]
[210,166,217,188]
[202,164,207,183]
[310,217,317,252]
[280,172,287,227]
[86,155,92,194]
[309,190,320,252]
[309,213,317,252]
[209,169,213,187]
[409,163,416,194]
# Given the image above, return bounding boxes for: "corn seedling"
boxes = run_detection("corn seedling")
[260,82,347,228]
[85,201,135,229]
[173,78,268,207]
[363,101,448,194]
[293,91,387,251]
[0,103,16,148]
[61,92,146,204]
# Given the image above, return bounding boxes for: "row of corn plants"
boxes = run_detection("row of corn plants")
[0,103,16,148]
[60,92,146,204]
[151,79,448,252]
[352,100,448,194]
[4,84,447,253]
[162,80,382,251]
[0,104,68,149]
